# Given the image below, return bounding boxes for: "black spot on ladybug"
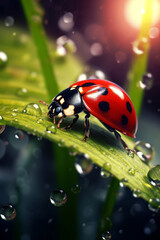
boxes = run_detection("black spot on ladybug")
[98,87,108,95]
[99,101,110,112]
[81,82,96,87]
[126,101,132,113]
[62,101,69,109]
[121,115,128,125]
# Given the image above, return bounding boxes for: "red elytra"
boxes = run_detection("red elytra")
[70,79,138,138]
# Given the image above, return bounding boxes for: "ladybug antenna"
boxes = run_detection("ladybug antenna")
[39,100,48,107]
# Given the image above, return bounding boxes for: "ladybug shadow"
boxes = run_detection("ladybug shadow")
[60,117,123,151]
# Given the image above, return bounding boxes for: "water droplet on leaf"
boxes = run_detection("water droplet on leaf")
[100,163,111,178]
[75,153,93,176]
[127,149,134,158]
[139,73,154,90]
[133,189,141,198]
[0,51,8,68]
[148,165,160,187]
[148,198,160,212]
[14,130,24,140]
[132,38,148,55]
[50,189,67,207]
[4,16,14,27]
[23,103,42,116]
[46,125,56,134]
[0,205,16,221]
[101,231,111,240]
[58,12,74,32]
[77,68,106,81]
[71,184,81,194]
[134,141,154,163]
[128,168,135,176]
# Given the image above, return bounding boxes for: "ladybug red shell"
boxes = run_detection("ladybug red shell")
[48,79,138,151]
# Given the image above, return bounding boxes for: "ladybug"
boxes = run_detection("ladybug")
[47,79,138,151]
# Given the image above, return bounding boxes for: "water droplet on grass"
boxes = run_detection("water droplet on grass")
[100,163,111,178]
[134,141,154,163]
[4,16,14,27]
[77,68,106,81]
[132,38,148,55]
[56,35,77,54]
[58,12,74,32]
[101,231,111,240]
[9,129,28,149]
[0,205,16,221]
[75,153,93,176]
[15,130,24,140]
[128,168,135,176]
[133,189,141,198]
[71,184,81,194]
[148,198,160,212]
[23,103,42,116]
[17,88,28,97]
[46,125,56,134]
[139,73,154,90]
[148,166,160,187]
[120,178,128,187]
[0,51,8,68]
[50,189,67,207]
[0,125,6,134]
[127,149,134,158]
[90,42,103,56]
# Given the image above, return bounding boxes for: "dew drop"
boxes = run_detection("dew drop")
[101,231,111,240]
[71,184,81,194]
[50,189,67,207]
[31,15,42,24]
[120,178,128,187]
[17,88,28,97]
[23,103,42,116]
[127,149,134,158]
[134,141,155,163]
[0,205,16,221]
[0,125,6,134]
[58,12,74,32]
[75,153,93,176]
[133,189,141,198]
[139,73,154,90]
[37,118,43,124]
[46,125,56,134]
[56,35,77,54]
[4,16,14,27]
[15,130,24,140]
[148,165,160,187]
[132,38,148,55]
[100,163,111,178]
[77,68,106,81]
[149,27,159,39]
[56,45,67,57]
[148,198,160,212]
[0,51,8,68]
[9,129,29,149]
[128,168,135,176]
[90,42,103,56]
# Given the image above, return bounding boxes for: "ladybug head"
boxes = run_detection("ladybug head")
[48,101,64,118]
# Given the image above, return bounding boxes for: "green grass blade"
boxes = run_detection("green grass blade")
[20,0,59,99]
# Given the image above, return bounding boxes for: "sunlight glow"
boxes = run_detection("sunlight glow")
[125,0,160,29]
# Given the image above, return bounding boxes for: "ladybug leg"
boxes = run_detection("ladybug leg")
[114,130,135,154]
[57,117,64,128]
[83,112,90,141]
[63,114,79,130]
